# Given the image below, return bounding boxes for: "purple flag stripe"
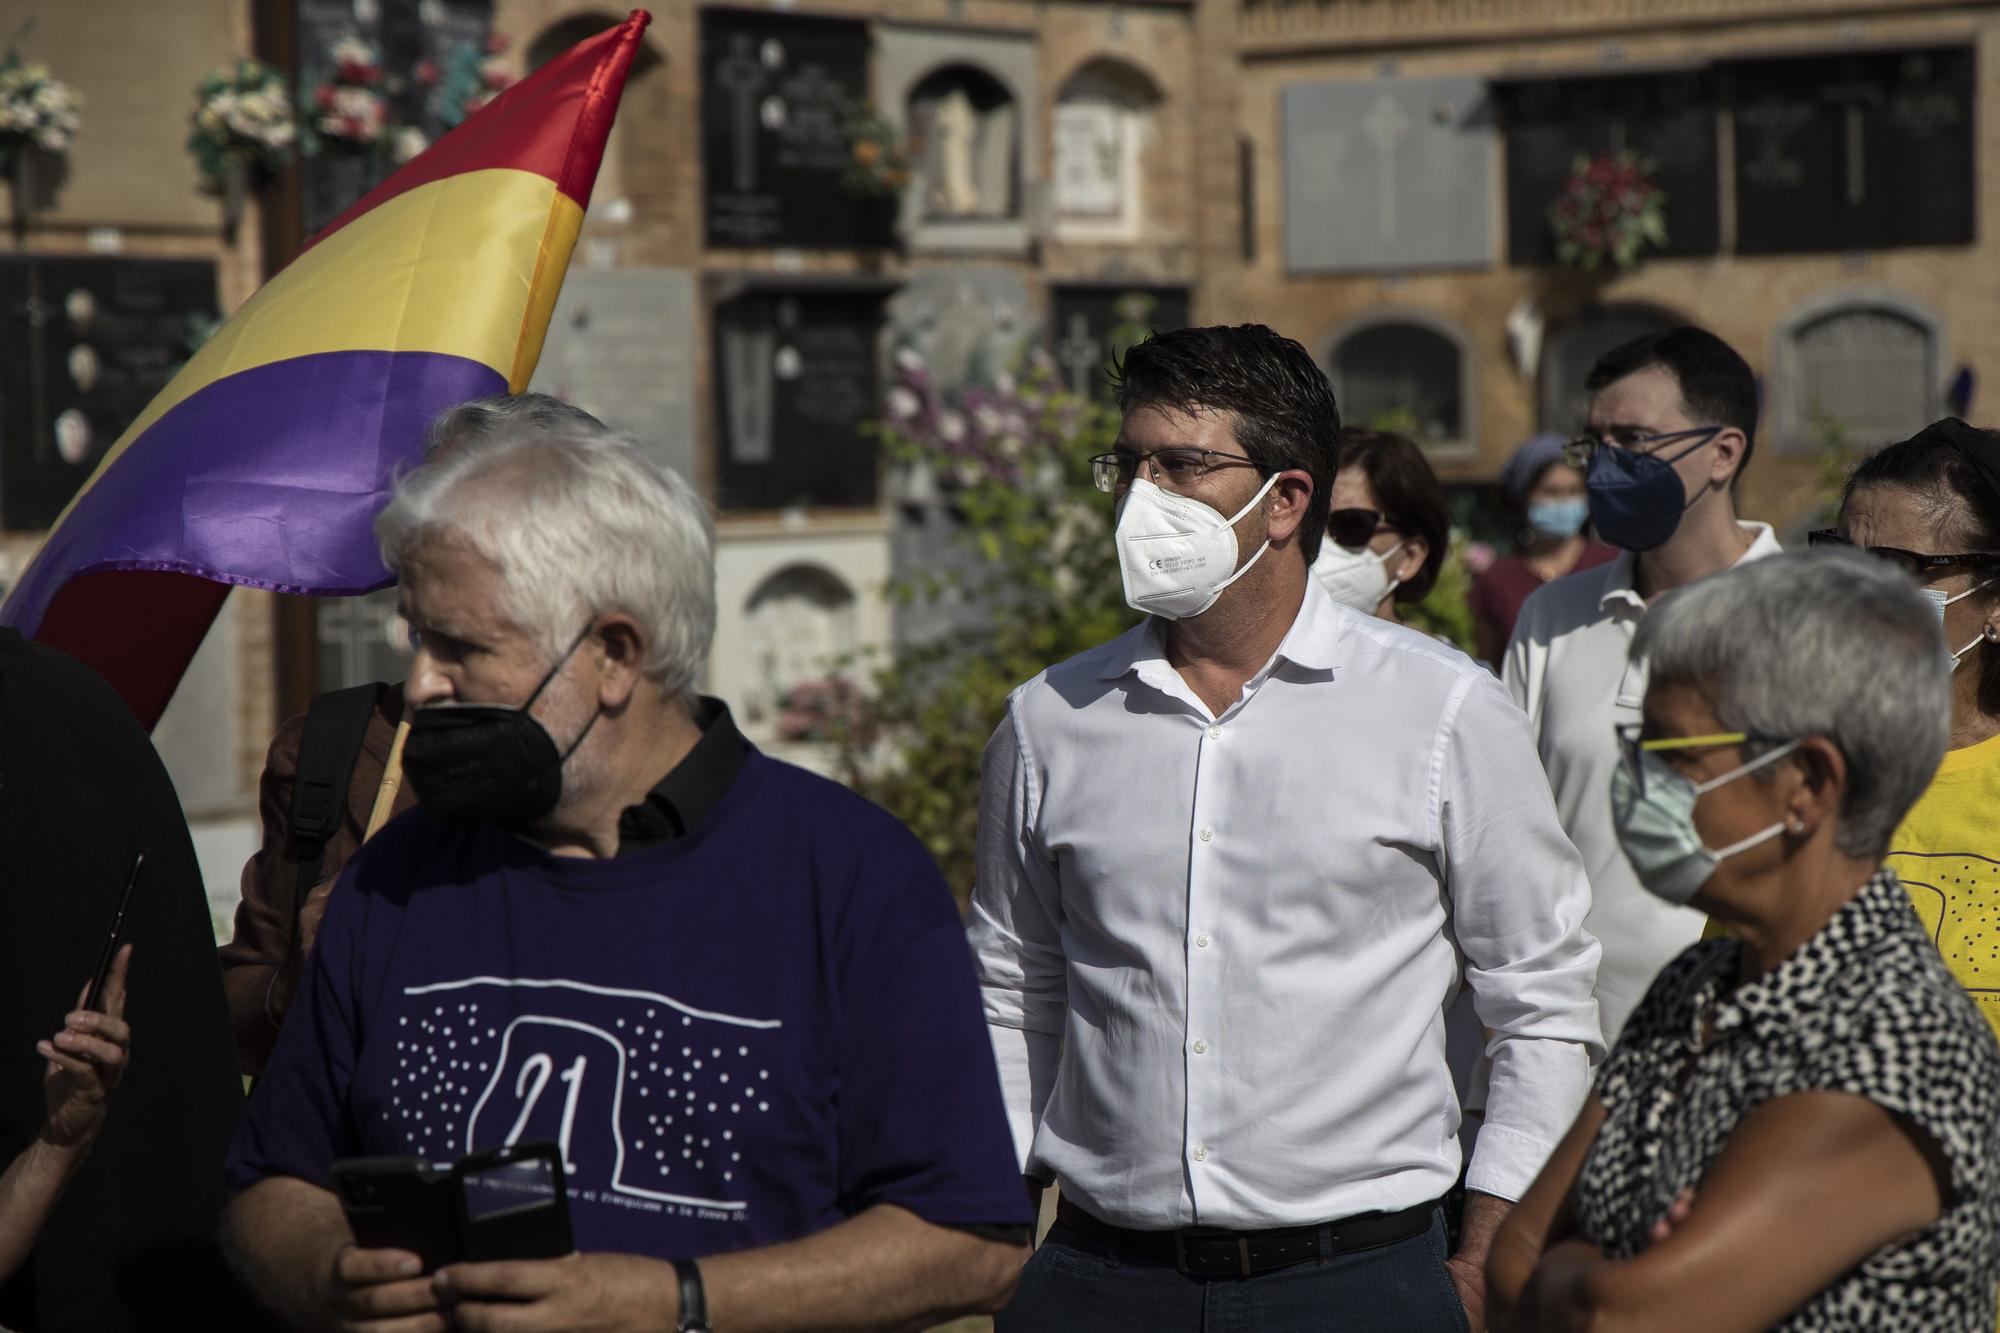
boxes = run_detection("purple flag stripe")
[4,349,506,637]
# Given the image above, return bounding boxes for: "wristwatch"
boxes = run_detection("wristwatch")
[673,1257,713,1333]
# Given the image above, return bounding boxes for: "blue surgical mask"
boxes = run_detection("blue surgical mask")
[1610,739,1803,905]
[1527,497,1589,539]
[1585,437,1713,553]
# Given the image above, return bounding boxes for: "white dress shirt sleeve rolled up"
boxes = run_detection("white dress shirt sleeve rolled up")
[1436,672,1605,1201]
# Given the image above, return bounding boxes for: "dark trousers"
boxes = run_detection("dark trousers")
[996,1209,1470,1333]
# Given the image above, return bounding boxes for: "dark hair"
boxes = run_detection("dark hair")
[1335,428,1450,603]
[1843,418,2000,708]
[1110,324,1341,563]
[1585,325,1759,484]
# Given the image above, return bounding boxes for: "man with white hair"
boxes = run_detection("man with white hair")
[221,418,1030,1331]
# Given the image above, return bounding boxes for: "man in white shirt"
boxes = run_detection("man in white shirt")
[1505,326,1780,1049]
[970,324,1603,1333]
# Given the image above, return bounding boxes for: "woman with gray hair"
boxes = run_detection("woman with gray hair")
[1486,550,2000,1332]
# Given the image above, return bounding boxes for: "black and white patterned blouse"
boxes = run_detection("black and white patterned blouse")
[1575,870,2000,1331]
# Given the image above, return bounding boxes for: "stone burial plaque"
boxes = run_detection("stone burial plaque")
[1495,68,1720,266]
[527,269,699,483]
[885,268,1033,396]
[701,10,894,251]
[1050,286,1190,400]
[1282,75,1496,274]
[1729,47,1975,256]
[711,290,885,510]
[0,256,218,531]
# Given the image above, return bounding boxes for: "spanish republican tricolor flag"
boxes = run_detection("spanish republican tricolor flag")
[1,11,651,728]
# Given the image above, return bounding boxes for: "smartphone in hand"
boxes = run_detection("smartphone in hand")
[84,849,145,1013]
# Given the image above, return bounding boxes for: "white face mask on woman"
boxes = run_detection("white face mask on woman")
[1311,540,1406,611]
[1114,475,1280,620]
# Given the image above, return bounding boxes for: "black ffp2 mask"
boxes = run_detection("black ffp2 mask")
[402,627,599,826]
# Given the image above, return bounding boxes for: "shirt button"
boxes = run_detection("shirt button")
[1207,725,1222,740]
[1193,1146,1208,1162]
[1192,1039,1208,1054]
[1195,932,1210,948]
[1199,827,1214,842]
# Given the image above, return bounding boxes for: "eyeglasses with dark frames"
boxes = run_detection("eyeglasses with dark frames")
[1806,529,2000,579]
[1614,723,1790,798]
[1326,507,1401,549]
[1089,447,1272,494]
[1564,425,1723,470]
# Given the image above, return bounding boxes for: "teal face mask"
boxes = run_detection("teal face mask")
[1610,735,1803,905]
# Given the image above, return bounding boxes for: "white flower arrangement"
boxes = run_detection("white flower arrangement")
[0,53,82,159]
[189,60,295,179]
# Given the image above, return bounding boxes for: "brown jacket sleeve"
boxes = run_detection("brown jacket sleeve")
[218,686,411,1075]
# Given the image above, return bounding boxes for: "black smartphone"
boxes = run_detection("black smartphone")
[332,1141,572,1273]
[332,1156,458,1273]
[84,848,145,1013]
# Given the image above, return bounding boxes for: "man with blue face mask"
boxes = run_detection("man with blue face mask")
[1503,326,1781,1049]
[970,324,1602,1333]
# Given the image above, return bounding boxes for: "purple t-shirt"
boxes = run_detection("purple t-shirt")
[226,752,1031,1256]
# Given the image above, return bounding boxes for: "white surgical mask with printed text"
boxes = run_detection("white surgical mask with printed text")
[1114,475,1279,620]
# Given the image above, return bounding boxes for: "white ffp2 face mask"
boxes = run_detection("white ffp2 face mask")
[1115,475,1279,620]
[1312,540,1406,612]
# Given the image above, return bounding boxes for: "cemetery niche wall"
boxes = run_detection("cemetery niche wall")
[701,9,894,250]
[712,286,886,512]
[1538,304,1680,432]
[1495,67,1720,267]
[1772,290,1943,453]
[1324,313,1473,457]
[1730,46,1975,256]
[1050,285,1190,400]
[1052,58,1163,243]
[1281,74,1495,274]
[876,25,1039,254]
[0,256,219,531]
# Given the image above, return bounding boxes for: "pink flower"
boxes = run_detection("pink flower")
[414,60,441,87]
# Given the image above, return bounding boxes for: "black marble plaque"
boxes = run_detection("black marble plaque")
[713,291,883,510]
[1731,47,1974,255]
[1498,70,1720,266]
[1049,286,1192,400]
[0,257,219,531]
[700,10,894,250]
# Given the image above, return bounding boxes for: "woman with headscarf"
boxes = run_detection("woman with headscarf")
[1487,550,2000,1332]
[1810,417,2000,1042]
[1470,432,1617,664]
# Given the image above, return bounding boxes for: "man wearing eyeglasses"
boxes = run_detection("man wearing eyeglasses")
[970,324,1602,1333]
[1504,326,1781,1049]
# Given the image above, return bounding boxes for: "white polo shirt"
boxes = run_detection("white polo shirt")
[1504,522,1781,1046]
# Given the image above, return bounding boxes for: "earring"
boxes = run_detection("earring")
[1787,817,1805,835]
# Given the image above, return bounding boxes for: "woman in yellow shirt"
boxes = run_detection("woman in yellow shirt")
[1811,417,2000,1042]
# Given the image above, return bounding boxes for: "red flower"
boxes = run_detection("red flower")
[415,59,441,87]
[315,85,336,109]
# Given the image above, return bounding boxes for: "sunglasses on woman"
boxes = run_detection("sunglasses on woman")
[1806,529,2000,578]
[1327,508,1400,549]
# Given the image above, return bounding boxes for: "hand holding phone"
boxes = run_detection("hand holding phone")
[38,942,132,1152]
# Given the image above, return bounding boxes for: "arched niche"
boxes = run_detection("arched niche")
[1051,57,1164,242]
[1772,290,1944,454]
[907,63,1021,222]
[1537,303,1683,432]
[526,13,668,223]
[741,563,859,725]
[1323,311,1475,458]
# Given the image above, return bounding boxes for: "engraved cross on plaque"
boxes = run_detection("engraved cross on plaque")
[1361,94,1412,239]
[1059,313,1102,398]
[1821,77,1881,207]
[716,34,765,193]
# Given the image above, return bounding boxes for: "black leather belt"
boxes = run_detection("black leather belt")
[1054,1195,1439,1278]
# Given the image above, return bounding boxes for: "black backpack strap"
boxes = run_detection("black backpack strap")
[288,681,388,894]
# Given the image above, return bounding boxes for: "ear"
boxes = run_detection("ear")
[592,613,648,711]
[1708,427,1748,491]
[1785,736,1846,839]
[1264,470,1315,547]
[1395,535,1430,586]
